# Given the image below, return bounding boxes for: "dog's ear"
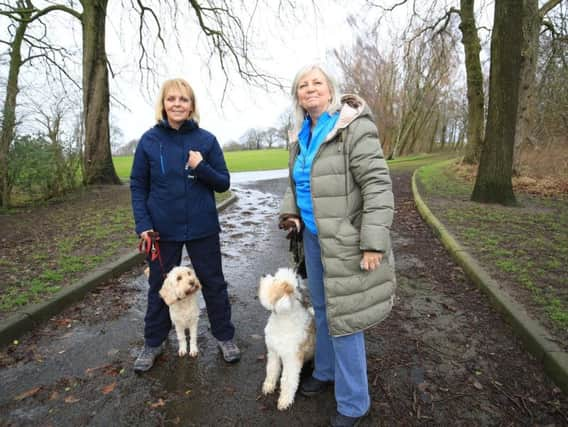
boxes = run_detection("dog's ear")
[159,277,177,306]
[258,274,274,309]
[190,270,201,290]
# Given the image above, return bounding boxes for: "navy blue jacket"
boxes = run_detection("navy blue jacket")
[130,119,230,241]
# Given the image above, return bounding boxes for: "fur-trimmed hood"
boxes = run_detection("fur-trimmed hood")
[290,94,371,144]
[322,94,370,143]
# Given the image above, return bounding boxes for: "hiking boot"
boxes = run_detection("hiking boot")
[329,408,370,427]
[300,376,334,397]
[217,339,241,363]
[133,343,163,373]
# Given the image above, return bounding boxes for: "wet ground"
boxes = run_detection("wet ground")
[0,171,567,426]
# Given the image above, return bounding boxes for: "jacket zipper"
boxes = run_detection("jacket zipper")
[159,143,166,174]
[309,132,342,335]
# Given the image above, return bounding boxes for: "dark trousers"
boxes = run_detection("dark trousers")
[144,233,235,346]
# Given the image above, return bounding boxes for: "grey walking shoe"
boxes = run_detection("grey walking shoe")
[133,343,164,373]
[217,339,241,363]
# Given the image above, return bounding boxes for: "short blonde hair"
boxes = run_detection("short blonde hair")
[290,64,341,135]
[154,78,200,124]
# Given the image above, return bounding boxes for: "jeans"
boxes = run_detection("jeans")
[303,228,370,417]
[144,233,235,347]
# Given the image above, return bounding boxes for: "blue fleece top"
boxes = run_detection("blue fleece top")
[292,111,340,234]
[130,119,230,241]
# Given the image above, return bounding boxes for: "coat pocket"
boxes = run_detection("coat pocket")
[335,218,360,248]
[334,219,361,266]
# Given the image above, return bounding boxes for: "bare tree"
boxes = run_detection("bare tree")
[471,0,523,205]
[334,29,401,157]
[536,18,568,148]
[367,0,486,163]
[33,96,82,198]
[239,128,262,150]
[275,107,293,149]
[0,0,78,207]
[513,0,563,174]
[3,0,299,198]
[458,0,485,164]
[258,127,282,149]
[335,20,461,159]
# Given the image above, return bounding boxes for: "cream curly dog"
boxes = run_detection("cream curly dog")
[159,266,202,357]
[258,268,315,410]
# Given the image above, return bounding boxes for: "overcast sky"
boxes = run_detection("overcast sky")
[2,1,494,147]
[106,0,367,146]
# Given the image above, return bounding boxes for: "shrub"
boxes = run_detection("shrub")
[8,134,83,205]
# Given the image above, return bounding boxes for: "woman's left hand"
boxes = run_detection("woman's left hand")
[360,251,383,271]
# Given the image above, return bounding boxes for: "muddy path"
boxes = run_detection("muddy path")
[0,171,566,426]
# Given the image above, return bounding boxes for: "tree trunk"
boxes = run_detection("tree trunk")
[81,0,121,185]
[471,0,523,205]
[513,0,562,175]
[448,122,457,147]
[0,11,29,207]
[428,112,440,152]
[513,0,539,175]
[460,0,485,164]
[455,126,465,150]
[440,123,447,150]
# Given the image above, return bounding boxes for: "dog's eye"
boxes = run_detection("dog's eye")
[176,276,182,281]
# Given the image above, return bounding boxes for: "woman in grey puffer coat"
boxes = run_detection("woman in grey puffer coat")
[279,64,396,427]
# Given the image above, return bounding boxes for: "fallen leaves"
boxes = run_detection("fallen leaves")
[85,364,121,377]
[101,382,117,395]
[148,398,166,408]
[451,161,568,196]
[14,386,41,401]
[52,318,73,328]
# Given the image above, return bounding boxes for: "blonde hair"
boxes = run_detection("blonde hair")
[154,78,200,124]
[290,64,341,136]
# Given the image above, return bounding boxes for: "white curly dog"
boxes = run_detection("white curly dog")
[258,267,315,410]
[159,266,202,357]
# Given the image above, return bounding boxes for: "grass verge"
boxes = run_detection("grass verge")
[0,189,230,315]
[415,160,568,340]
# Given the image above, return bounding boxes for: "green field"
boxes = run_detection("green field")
[113,149,449,181]
[113,148,289,180]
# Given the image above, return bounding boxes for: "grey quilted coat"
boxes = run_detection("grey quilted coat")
[280,94,396,336]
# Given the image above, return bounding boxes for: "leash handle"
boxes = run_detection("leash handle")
[139,231,161,262]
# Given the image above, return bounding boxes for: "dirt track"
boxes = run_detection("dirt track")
[0,171,567,426]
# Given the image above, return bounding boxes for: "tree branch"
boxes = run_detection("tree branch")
[185,0,282,98]
[0,3,81,23]
[23,53,81,90]
[30,4,82,21]
[539,0,562,18]
[134,0,166,75]
[369,0,410,13]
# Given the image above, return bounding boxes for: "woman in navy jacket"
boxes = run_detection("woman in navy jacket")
[130,78,240,372]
